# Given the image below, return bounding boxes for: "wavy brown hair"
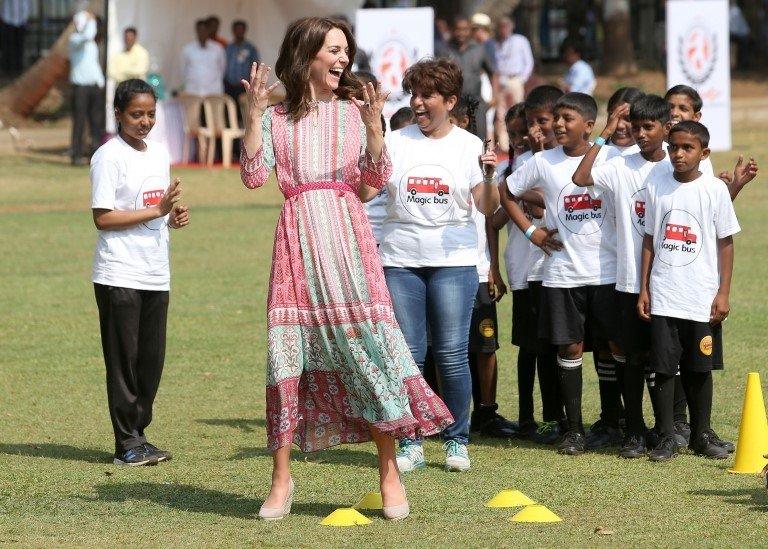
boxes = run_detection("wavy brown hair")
[275,17,362,121]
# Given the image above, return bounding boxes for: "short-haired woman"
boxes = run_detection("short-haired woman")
[368,58,499,473]
[240,17,453,521]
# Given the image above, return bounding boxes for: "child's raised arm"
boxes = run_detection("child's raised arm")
[572,103,629,187]
[711,236,734,325]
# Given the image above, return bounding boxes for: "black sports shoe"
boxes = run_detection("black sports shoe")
[472,404,517,438]
[532,421,561,445]
[649,434,679,462]
[585,419,623,450]
[557,430,586,455]
[674,421,691,446]
[515,420,538,440]
[143,443,172,462]
[709,431,735,453]
[645,426,662,449]
[690,429,729,459]
[114,446,158,466]
[619,434,647,459]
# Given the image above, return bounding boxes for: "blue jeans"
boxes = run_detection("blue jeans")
[384,266,478,445]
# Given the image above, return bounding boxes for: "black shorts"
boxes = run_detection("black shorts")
[512,282,550,351]
[540,284,619,346]
[616,290,651,357]
[469,282,499,354]
[650,316,724,375]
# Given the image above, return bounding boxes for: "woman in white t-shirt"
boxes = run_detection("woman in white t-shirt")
[367,58,499,473]
[91,79,189,467]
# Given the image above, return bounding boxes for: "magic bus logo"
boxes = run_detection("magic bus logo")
[630,188,647,236]
[134,175,168,231]
[678,25,717,85]
[657,209,702,267]
[398,164,455,221]
[556,186,606,235]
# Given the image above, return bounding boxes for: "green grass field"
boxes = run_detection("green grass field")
[1,127,767,547]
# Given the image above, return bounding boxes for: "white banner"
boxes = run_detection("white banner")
[666,0,731,151]
[355,8,434,119]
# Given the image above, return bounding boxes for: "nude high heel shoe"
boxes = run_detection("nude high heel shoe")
[258,478,294,520]
[382,482,409,521]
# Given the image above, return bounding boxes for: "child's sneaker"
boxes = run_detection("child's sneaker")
[645,426,662,449]
[673,421,691,446]
[143,442,172,462]
[649,435,679,462]
[557,430,585,455]
[396,439,425,473]
[585,419,623,450]
[619,434,647,459]
[472,403,517,438]
[532,421,561,445]
[114,445,158,466]
[443,440,471,472]
[709,430,735,453]
[689,429,729,459]
[515,420,539,440]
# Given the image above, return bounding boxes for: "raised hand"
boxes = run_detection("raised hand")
[602,103,630,138]
[242,63,280,118]
[169,205,190,229]
[158,178,181,216]
[528,126,545,152]
[479,139,498,179]
[733,155,758,187]
[351,81,390,133]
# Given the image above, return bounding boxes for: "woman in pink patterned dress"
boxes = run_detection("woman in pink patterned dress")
[240,17,453,521]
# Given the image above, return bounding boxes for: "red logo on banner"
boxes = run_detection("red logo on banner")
[373,39,412,100]
[678,26,717,85]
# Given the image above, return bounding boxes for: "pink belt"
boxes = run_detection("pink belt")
[283,181,356,199]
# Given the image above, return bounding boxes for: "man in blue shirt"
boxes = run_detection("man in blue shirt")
[224,20,260,103]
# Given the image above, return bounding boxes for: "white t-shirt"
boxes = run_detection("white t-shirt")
[181,39,226,95]
[645,173,740,322]
[591,151,672,293]
[605,143,640,161]
[364,187,388,245]
[507,146,617,288]
[91,136,172,291]
[379,124,484,268]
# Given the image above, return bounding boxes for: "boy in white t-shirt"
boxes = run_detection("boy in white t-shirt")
[638,121,740,462]
[504,92,620,456]
[91,79,189,466]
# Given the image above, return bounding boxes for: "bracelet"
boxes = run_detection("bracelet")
[594,136,607,146]
[483,175,495,184]
[524,225,536,240]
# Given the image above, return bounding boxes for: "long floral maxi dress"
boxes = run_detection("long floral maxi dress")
[240,101,454,452]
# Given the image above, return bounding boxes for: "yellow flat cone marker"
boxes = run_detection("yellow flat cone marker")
[354,492,383,510]
[486,490,536,508]
[320,508,372,526]
[510,504,562,523]
[729,372,768,474]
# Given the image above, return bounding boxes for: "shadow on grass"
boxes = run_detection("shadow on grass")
[84,482,339,519]
[230,446,378,468]
[197,417,266,432]
[689,487,768,511]
[0,443,112,464]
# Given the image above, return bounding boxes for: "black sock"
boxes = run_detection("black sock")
[681,370,713,440]
[673,373,688,424]
[517,349,537,424]
[468,351,481,411]
[558,356,583,433]
[624,356,647,435]
[595,354,622,426]
[613,353,627,420]
[652,373,676,437]
[537,349,561,423]
[645,364,661,425]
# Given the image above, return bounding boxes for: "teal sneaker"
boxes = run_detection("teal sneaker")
[443,440,470,472]
[396,439,425,473]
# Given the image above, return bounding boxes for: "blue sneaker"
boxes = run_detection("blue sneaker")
[114,446,158,466]
[396,439,425,473]
[444,440,470,472]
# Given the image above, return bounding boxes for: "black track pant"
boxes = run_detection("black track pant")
[95,284,168,454]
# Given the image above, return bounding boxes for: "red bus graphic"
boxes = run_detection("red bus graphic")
[407,176,449,196]
[664,223,697,245]
[563,194,601,213]
[142,189,164,207]
[634,200,645,218]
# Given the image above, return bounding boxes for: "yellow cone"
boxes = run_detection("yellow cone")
[729,373,768,474]
[354,492,383,510]
[486,490,536,508]
[320,508,372,526]
[510,504,562,523]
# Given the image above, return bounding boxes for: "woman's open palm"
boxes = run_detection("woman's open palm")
[242,62,279,117]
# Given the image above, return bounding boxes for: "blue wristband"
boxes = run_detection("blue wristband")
[594,136,607,146]
[524,225,536,240]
